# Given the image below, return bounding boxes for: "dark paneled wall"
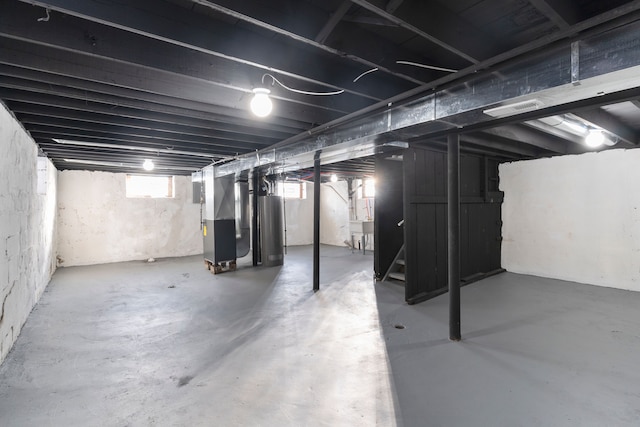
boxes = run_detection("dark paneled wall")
[374,154,405,279]
[403,147,503,304]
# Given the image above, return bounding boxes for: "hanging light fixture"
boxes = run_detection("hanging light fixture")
[143,159,155,171]
[250,88,273,117]
[249,74,347,118]
[330,173,338,182]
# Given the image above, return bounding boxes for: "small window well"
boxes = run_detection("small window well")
[126,175,175,198]
[277,182,307,199]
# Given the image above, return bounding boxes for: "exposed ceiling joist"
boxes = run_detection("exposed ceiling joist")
[11,104,277,146]
[528,0,580,28]
[17,0,423,92]
[0,89,293,140]
[19,114,269,150]
[459,133,540,157]
[342,14,398,27]
[0,67,307,134]
[0,37,347,125]
[29,131,244,157]
[385,0,405,14]
[348,0,479,64]
[528,0,570,29]
[0,2,386,112]
[189,0,429,86]
[479,125,573,154]
[315,0,352,43]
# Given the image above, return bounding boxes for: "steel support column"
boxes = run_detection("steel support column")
[448,134,461,341]
[251,171,259,266]
[313,153,321,292]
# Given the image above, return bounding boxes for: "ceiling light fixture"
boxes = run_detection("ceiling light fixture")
[585,129,606,148]
[250,73,346,118]
[330,173,338,182]
[250,87,273,118]
[143,159,155,171]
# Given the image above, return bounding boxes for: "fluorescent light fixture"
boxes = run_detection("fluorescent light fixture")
[250,88,273,117]
[382,141,409,148]
[330,173,338,182]
[143,159,155,171]
[53,139,218,158]
[484,99,544,118]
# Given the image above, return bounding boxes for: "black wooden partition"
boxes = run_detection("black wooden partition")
[402,147,503,304]
[374,154,405,280]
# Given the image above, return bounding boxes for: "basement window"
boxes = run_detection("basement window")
[277,182,307,199]
[357,178,375,199]
[126,175,175,198]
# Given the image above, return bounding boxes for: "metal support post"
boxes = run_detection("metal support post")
[448,134,461,341]
[313,153,321,292]
[251,171,259,266]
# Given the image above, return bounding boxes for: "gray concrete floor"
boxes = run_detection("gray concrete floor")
[0,246,393,426]
[1,246,640,426]
[376,272,640,426]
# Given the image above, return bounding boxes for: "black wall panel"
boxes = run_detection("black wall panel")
[403,147,503,304]
[374,154,405,279]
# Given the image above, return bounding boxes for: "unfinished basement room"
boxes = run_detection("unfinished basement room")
[2,0,640,425]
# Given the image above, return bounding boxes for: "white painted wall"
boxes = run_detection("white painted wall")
[500,149,640,291]
[282,181,358,248]
[57,171,202,266]
[0,103,57,364]
[320,181,350,246]
[282,182,314,246]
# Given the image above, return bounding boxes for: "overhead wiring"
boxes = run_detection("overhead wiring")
[262,73,344,96]
[396,60,458,73]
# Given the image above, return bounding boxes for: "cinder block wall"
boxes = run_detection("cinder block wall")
[0,103,57,364]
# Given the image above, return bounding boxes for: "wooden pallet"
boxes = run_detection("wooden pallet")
[204,259,237,274]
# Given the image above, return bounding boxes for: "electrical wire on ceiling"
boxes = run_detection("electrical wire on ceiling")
[262,73,344,96]
[260,59,457,97]
[37,8,50,22]
[353,68,379,82]
[396,60,458,73]
[251,61,458,117]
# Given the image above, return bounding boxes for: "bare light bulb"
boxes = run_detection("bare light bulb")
[250,88,273,117]
[143,159,155,171]
[330,174,338,182]
[585,130,605,148]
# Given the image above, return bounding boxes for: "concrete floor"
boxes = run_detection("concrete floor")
[1,245,640,426]
[376,272,640,426]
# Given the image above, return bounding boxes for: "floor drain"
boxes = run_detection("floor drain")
[394,324,406,330]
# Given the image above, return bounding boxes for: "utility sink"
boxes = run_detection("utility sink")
[349,220,374,234]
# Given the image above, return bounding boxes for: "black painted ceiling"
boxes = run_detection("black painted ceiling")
[1,0,639,176]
